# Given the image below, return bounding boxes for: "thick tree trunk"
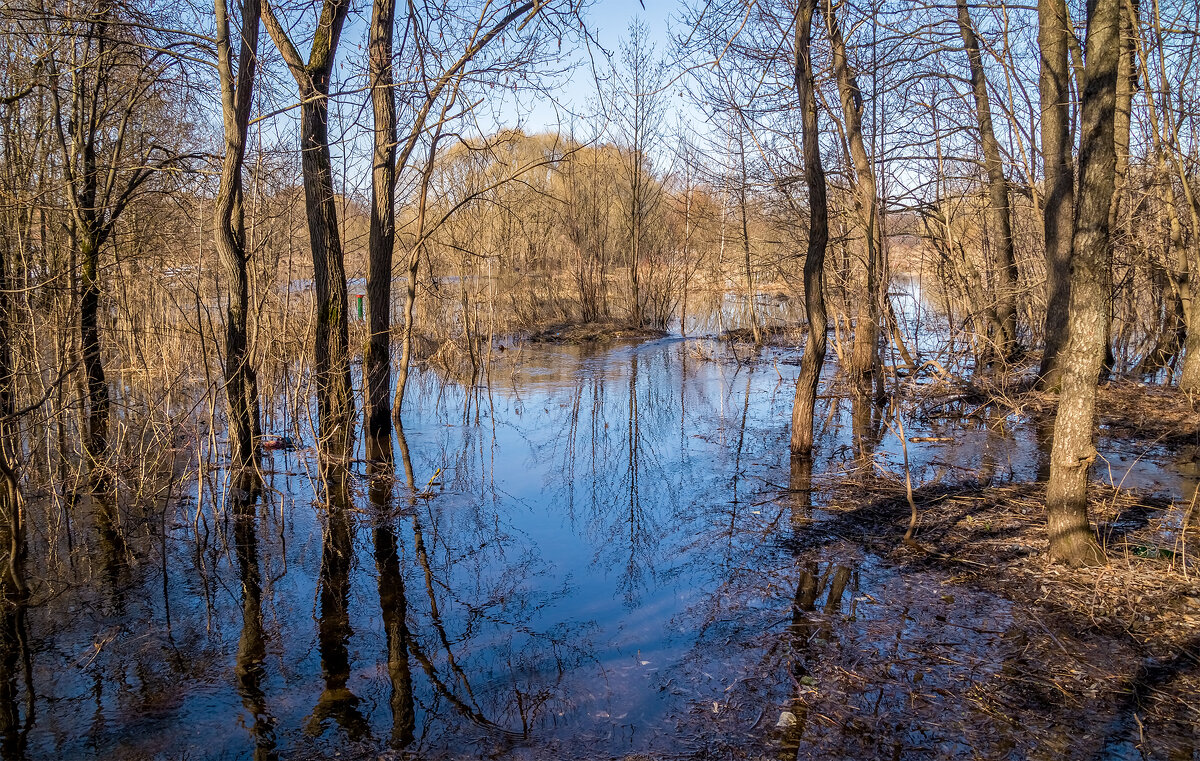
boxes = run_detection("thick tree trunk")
[1038,0,1076,386]
[956,0,1018,359]
[1181,284,1200,391]
[825,1,881,392]
[262,0,354,469]
[214,0,262,482]
[365,0,397,445]
[1046,0,1120,567]
[299,93,354,464]
[790,0,829,457]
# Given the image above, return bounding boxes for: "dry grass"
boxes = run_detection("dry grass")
[826,478,1200,655]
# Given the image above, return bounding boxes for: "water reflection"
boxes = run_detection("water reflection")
[308,466,368,740]
[0,468,29,761]
[3,337,1197,758]
[232,484,277,760]
[368,434,414,749]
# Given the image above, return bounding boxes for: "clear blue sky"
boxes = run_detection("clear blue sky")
[515,0,682,135]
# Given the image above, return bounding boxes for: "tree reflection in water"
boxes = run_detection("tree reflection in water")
[307,466,369,740]
[0,462,30,761]
[232,478,278,761]
[367,434,415,749]
[1,339,1196,758]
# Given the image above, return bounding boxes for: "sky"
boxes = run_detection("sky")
[510,0,684,135]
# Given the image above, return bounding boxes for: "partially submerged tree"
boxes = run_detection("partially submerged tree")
[261,0,355,472]
[790,0,829,457]
[214,0,263,486]
[44,0,197,490]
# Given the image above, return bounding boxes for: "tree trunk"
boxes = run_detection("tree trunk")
[1181,294,1200,392]
[214,0,262,483]
[1038,0,1076,387]
[0,234,27,605]
[790,0,829,457]
[262,0,354,468]
[956,0,1018,359]
[79,232,110,486]
[825,1,881,392]
[300,93,354,464]
[365,0,397,447]
[1046,0,1120,567]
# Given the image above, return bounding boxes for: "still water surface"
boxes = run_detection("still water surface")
[8,337,1198,759]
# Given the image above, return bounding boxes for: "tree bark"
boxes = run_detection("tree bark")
[263,0,354,467]
[214,0,263,483]
[1038,0,1076,387]
[0,228,27,605]
[365,0,397,446]
[824,0,882,391]
[1046,0,1120,567]
[78,231,109,484]
[790,0,829,457]
[956,0,1018,359]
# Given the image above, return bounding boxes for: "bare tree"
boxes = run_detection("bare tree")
[824,0,883,391]
[261,0,354,471]
[44,0,196,490]
[791,0,829,457]
[364,0,396,454]
[954,0,1018,360]
[1037,0,1075,386]
[1045,0,1121,567]
[612,19,667,329]
[214,0,263,486]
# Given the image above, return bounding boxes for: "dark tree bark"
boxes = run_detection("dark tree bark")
[0,248,27,606]
[263,0,355,468]
[214,0,263,484]
[78,232,109,486]
[378,0,538,421]
[364,0,398,447]
[1038,0,1076,387]
[956,0,1019,359]
[1046,0,1121,567]
[790,0,829,457]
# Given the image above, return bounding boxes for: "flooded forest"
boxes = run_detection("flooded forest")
[2,0,1200,757]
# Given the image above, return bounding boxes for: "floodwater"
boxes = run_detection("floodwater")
[4,333,1199,760]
